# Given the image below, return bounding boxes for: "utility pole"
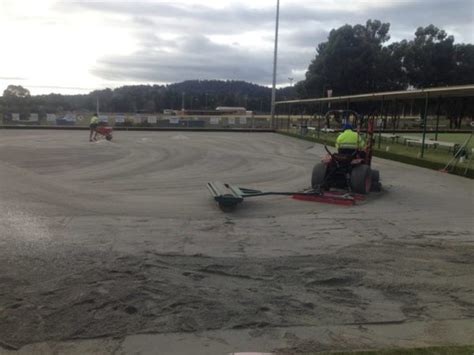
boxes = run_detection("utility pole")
[270,0,280,128]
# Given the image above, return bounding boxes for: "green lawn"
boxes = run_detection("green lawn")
[283,129,474,176]
[308,131,473,164]
[411,133,474,149]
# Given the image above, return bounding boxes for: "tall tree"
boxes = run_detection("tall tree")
[298,20,406,98]
[452,43,474,85]
[3,85,30,98]
[2,85,32,117]
[402,25,456,88]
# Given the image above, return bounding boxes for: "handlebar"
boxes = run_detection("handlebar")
[324,145,333,156]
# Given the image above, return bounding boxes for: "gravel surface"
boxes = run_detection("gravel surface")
[0,130,472,352]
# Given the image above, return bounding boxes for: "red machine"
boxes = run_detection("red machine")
[207,110,382,212]
[310,110,380,195]
[95,125,113,141]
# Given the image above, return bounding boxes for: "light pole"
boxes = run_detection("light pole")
[270,0,280,128]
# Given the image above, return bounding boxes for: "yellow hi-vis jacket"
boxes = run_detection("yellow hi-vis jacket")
[90,116,100,125]
[336,129,365,150]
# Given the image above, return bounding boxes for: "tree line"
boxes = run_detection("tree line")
[0,20,472,117]
[0,81,296,117]
[296,20,474,98]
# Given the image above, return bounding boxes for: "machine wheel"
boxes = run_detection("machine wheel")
[106,134,113,141]
[311,163,328,189]
[350,165,372,194]
[370,169,382,192]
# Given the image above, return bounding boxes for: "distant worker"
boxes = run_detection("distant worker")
[89,113,100,142]
[335,123,365,155]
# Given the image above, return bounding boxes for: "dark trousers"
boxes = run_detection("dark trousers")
[338,148,366,160]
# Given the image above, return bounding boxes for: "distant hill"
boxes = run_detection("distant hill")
[1,80,297,115]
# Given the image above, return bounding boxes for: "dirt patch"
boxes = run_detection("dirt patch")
[1,241,472,349]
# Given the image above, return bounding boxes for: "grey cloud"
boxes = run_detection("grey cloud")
[59,1,474,43]
[91,34,304,84]
[60,1,352,34]
[388,0,474,42]
[325,0,473,43]
[132,16,156,27]
[0,76,27,80]
[279,28,328,49]
[74,0,472,85]
[380,0,473,28]
[64,0,472,39]
[58,2,271,33]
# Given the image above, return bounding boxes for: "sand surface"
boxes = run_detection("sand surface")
[0,130,473,353]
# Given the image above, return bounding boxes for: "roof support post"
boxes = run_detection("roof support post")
[318,103,322,139]
[392,99,398,135]
[287,104,291,132]
[435,96,442,141]
[378,97,384,149]
[420,93,430,158]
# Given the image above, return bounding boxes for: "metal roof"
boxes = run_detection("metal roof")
[275,85,474,105]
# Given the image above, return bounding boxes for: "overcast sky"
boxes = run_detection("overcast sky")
[1,0,472,95]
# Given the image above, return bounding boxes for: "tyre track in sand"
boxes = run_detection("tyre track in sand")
[0,130,472,351]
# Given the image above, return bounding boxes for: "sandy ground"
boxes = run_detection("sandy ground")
[0,130,473,354]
